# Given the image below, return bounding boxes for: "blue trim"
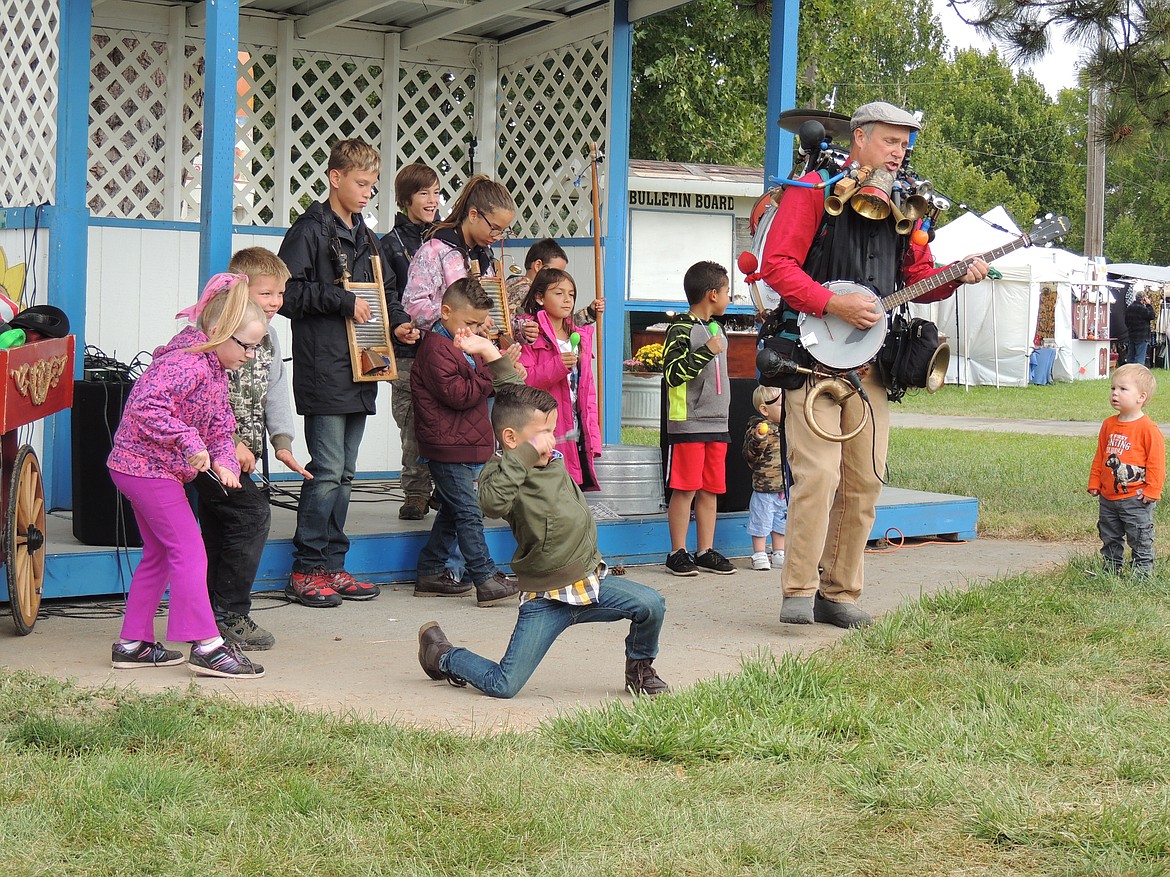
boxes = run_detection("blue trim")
[506,237,599,249]
[198,0,240,287]
[627,300,759,316]
[21,490,979,599]
[603,0,633,445]
[762,0,801,189]
[233,224,288,237]
[44,0,93,510]
[0,206,56,228]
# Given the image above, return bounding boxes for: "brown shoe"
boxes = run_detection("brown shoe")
[417,621,465,686]
[414,569,473,598]
[399,495,431,520]
[475,571,519,607]
[625,659,670,696]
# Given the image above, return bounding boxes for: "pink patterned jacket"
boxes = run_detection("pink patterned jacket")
[107,326,240,483]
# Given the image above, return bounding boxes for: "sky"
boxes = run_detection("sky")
[932,0,1083,97]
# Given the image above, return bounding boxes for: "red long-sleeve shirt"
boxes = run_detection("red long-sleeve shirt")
[759,169,962,316]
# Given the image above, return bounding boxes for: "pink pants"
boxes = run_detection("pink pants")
[110,471,218,643]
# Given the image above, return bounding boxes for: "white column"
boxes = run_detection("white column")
[379,31,401,230]
[473,42,499,178]
[276,18,295,224]
[165,5,186,220]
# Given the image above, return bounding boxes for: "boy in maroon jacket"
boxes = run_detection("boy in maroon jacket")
[411,277,524,606]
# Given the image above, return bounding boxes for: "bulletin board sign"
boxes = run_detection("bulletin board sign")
[627,208,735,302]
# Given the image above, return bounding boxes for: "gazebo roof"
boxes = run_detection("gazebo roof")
[169,0,686,46]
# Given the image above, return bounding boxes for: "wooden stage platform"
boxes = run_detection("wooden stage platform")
[8,483,977,603]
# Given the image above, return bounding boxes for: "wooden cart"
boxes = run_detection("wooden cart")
[0,335,75,635]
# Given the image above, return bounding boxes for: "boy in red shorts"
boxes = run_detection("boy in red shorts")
[662,261,735,576]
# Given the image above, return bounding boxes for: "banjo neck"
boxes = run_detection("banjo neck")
[879,232,1033,312]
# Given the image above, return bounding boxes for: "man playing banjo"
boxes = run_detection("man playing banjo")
[760,101,989,628]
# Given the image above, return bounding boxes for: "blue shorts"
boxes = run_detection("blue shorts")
[747,490,787,538]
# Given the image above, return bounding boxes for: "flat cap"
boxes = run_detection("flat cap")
[850,101,920,131]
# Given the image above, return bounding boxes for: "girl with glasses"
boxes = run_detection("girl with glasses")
[106,274,268,679]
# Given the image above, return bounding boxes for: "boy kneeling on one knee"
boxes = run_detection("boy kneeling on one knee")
[418,384,669,698]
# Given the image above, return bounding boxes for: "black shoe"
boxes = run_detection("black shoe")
[111,641,185,669]
[779,595,814,625]
[414,569,473,597]
[475,571,519,607]
[666,549,699,577]
[813,592,873,628]
[399,495,430,520]
[694,548,736,575]
[216,613,276,651]
[188,642,265,678]
[418,621,465,686]
[625,658,670,696]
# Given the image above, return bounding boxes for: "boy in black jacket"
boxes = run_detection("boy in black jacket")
[278,138,419,608]
[379,162,441,520]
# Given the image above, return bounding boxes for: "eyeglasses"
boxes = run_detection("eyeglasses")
[231,335,262,354]
[476,211,510,240]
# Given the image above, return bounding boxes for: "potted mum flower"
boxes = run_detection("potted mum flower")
[621,343,665,427]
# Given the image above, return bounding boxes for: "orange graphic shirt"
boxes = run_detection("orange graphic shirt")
[1088,414,1165,501]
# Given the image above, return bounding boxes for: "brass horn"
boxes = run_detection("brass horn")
[804,375,870,443]
[902,180,932,222]
[824,177,858,216]
[925,342,950,393]
[850,168,894,221]
[889,199,914,236]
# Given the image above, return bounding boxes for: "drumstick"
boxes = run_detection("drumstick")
[708,321,722,394]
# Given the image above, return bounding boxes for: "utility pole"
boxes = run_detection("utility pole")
[1084,86,1106,258]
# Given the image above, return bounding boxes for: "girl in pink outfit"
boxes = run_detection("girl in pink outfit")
[517,268,602,489]
[107,275,268,679]
[401,174,516,331]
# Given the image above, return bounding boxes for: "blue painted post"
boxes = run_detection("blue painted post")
[602,0,633,446]
[762,0,800,189]
[44,0,93,509]
[198,0,241,285]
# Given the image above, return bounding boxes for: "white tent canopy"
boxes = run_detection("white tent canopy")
[909,208,1099,386]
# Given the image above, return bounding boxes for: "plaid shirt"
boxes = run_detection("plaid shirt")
[519,562,606,606]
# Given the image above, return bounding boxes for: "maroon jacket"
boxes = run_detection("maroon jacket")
[411,328,522,463]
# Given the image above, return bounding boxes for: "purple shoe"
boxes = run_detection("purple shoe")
[189,642,265,679]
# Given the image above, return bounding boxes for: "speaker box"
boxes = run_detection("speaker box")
[72,379,143,547]
[658,376,755,513]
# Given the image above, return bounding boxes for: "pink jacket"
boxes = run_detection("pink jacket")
[517,310,601,489]
[107,326,240,483]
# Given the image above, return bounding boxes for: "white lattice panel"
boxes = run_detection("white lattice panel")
[0,0,59,207]
[178,40,205,222]
[89,30,173,218]
[287,52,388,223]
[396,64,478,198]
[498,37,610,239]
[236,48,279,225]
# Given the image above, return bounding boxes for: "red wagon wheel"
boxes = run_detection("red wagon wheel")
[7,445,46,635]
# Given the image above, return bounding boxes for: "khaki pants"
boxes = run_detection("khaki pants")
[391,358,432,499]
[780,368,889,603]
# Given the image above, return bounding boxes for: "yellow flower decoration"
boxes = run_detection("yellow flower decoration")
[0,246,26,306]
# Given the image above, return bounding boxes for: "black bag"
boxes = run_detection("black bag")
[878,312,942,401]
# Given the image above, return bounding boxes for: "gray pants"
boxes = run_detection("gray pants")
[1098,494,1156,574]
[391,357,432,499]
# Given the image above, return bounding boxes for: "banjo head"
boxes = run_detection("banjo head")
[798,281,887,370]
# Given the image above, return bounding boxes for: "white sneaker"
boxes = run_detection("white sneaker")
[751,551,771,571]
[770,550,785,569]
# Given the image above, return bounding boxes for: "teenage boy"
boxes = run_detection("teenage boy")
[380,162,442,521]
[418,384,669,698]
[278,138,420,608]
[505,238,602,342]
[410,277,522,606]
[662,261,735,577]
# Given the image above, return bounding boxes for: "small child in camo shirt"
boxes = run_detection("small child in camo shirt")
[742,384,787,571]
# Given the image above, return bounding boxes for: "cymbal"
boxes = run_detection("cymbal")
[776,108,852,141]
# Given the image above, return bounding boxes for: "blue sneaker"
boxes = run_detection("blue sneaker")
[189,642,265,679]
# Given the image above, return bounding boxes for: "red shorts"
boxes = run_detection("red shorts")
[668,441,727,493]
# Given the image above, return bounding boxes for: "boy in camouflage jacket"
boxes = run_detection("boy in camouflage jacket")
[742,385,788,571]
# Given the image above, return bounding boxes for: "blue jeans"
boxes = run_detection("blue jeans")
[293,413,366,573]
[1129,339,1150,366]
[418,460,494,586]
[1098,494,1156,574]
[442,576,666,698]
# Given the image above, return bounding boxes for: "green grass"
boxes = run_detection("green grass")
[3,563,1168,874]
[896,377,1170,423]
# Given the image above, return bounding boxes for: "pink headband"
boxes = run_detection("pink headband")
[175,272,248,322]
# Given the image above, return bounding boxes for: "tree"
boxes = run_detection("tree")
[945,0,1170,150]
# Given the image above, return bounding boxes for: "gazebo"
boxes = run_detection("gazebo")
[0,0,801,511]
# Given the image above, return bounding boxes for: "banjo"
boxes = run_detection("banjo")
[797,214,1070,371]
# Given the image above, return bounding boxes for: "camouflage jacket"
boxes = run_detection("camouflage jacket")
[228,326,296,456]
[742,414,786,494]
